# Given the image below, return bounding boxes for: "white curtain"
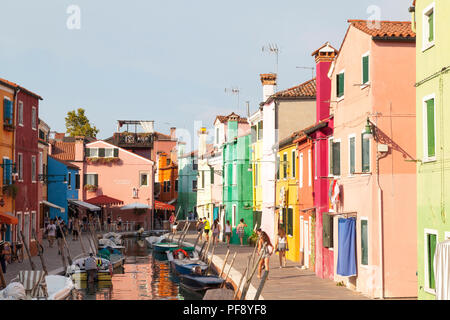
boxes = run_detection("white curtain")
[434,240,450,300]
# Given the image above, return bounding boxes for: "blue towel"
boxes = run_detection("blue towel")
[337,217,357,277]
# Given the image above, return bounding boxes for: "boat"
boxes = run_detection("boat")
[109,253,126,269]
[153,242,194,253]
[145,234,168,248]
[179,274,224,292]
[98,247,125,269]
[66,255,113,282]
[167,250,208,275]
[102,232,123,245]
[45,275,75,300]
[98,238,125,250]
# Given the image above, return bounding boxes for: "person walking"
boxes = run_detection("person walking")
[169,212,176,232]
[46,220,56,248]
[84,253,98,283]
[224,220,232,247]
[107,215,112,232]
[72,218,79,241]
[68,217,73,237]
[274,227,288,268]
[236,219,248,246]
[257,230,274,279]
[203,218,211,243]
[117,216,122,232]
[212,219,220,246]
[196,218,204,242]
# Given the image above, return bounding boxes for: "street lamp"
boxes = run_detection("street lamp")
[363,118,374,140]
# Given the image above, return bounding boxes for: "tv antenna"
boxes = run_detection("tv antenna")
[224,87,241,111]
[262,43,280,77]
[296,66,315,79]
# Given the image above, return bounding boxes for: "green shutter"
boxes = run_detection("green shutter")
[277,156,280,180]
[322,213,333,248]
[94,174,98,187]
[332,142,340,176]
[350,137,355,174]
[427,99,436,158]
[283,153,288,178]
[98,148,105,158]
[427,233,437,289]
[337,73,345,98]
[363,56,369,84]
[251,126,257,143]
[329,139,334,176]
[361,220,368,265]
[85,148,91,158]
[210,168,214,184]
[428,11,434,42]
[362,134,370,172]
[114,148,119,158]
[292,151,296,178]
[287,208,293,236]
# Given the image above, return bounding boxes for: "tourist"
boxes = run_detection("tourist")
[212,219,220,245]
[46,220,56,248]
[203,218,211,242]
[236,218,248,246]
[0,240,7,274]
[257,230,274,279]
[196,218,204,241]
[169,212,176,232]
[68,217,73,236]
[82,216,88,232]
[172,221,178,235]
[107,215,112,232]
[84,253,98,283]
[117,216,122,232]
[274,227,288,268]
[224,220,232,247]
[188,211,194,221]
[72,218,79,241]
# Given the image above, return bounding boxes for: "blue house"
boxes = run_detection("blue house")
[47,155,80,223]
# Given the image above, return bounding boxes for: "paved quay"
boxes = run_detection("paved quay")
[183,232,371,300]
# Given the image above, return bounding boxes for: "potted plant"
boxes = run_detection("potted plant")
[84,184,98,192]
[2,184,18,199]
[247,231,259,247]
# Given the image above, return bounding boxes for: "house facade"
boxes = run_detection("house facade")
[329,20,417,298]
[38,119,50,241]
[176,145,198,220]
[411,0,450,300]
[249,109,263,231]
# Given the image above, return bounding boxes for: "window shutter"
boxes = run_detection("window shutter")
[94,174,98,187]
[114,148,119,158]
[361,220,368,265]
[329,139,334,176]
[337,73,345,97]
[75,174,80,190]
[332,142,340,176]
[276,156,280,180]
[427,99,435,158]
[210,168,214,184]
[428,233,437,289]
[429,11,434,42]
[287,208,293,236]
[322,213,334,248]
[251,126,257,143]
[350,137,355,174]
[292,151,296,178]
[363,56,369,84]
[85,148,91,158]
[98,148,105,158]
[258,121,263,140]
[3,160,7,185]
[83,174,87,186]
[362,135,370,172]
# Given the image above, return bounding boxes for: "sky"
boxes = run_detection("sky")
[0,0,412,150]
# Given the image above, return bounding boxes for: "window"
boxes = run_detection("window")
[308,149,312,186]
[2,158,12,185]
[18,154,23,181]
[423,4,435,51]
[39,152,43,176]
[332,140,341,176]
[166,158,170,166]
[299,153,304,188]
[279,208,287,233]
[283,153,288,179]
[163,181,167,192]
[322,213,334,248]
[87,148,99,158]
[362,54,370,85]
[105,148,114,158]
[336,72,345,98]
[167,181,171,192]
[140,173,149,187]
[210,168,214,184]
[361,134,370,173]
[192,180,197,191]
[254,163,258,186]
[84,173,98,186]
[276,155,280,180]
[31,156,36,182]
[423,95,436,161]
[361,219,368,266]
[31,107,37,130]
[18,101,23,126]
[67,172,72,190]
[287,207,293,237]
[232,162,237,185]
[175,179,178,192]
[75,174,80,190]
[291,150,296,178]
[329,138,334,176]
[349,136,356,175]
[251,125,257,143]
[3,98,13,126]
[258,121,263,140]
[216,127,220,145]
[425,230,438,293]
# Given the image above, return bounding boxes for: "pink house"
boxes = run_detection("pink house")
[328,20,416,298]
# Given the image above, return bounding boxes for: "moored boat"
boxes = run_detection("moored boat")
[179,274,224,292]
[153,242,194,253]
[167,250,208,275]
[67,255,113,282]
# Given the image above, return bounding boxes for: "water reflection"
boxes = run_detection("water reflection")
[72,237,202,300]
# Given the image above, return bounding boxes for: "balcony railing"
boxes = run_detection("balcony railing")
[113,132,154,148]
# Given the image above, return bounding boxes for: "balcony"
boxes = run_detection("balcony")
[113,132,153,148]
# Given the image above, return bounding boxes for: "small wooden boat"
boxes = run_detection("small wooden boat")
[167,250,208,275]
[98,247,125,269]
[102,232,123,245]
[179,274,224,292]
[145,234,168,248]
[67,256,113,282]
[98,238,125,250]
[153,242,194,253]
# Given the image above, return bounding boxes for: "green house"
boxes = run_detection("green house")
[222,118,253,245]
[412,0,450,299]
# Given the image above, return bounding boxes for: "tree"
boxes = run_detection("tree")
[65,108,99,138]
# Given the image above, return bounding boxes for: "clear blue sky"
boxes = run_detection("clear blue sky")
[0,0,412,146]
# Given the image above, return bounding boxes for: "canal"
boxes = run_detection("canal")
[72,237,203,300]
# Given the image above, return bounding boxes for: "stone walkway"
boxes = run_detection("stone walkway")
[183,233,370,300]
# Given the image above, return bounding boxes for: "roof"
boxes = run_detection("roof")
[50,142,76,161]
[270,78,316,99]
[48,155,79,170]
[0,77,43,100]
[86,195,124,206]
[214,112,248,124]
[347,20,415,39]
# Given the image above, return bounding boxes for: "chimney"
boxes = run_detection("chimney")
[312,42,338,122]
[170,127,176,140]
[74,136,85,162]
[260,73,277,103]
[198,127,208,158]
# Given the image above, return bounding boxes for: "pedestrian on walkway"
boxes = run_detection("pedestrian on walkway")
[169,212,176,232]
[172,221,178,235]
[236,219,248,246]
[196,218,204,241]
[212,219,220,245]
[107,215,111,232]
[72,218,79,241]
[203,218,211,242]
[257,230,274,279]
[274,227,288,268]
[0,240,7,274]
[46,220,56,248]
[84,253,98,283]
[117,216,122,232]
[224,220,232,247]
[68,217,73,236]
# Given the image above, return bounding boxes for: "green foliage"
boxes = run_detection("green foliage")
[65,108,99,138]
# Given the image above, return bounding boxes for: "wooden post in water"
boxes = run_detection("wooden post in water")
[221,252,237,288]
[178,222,191,246]
[233,254,251,300]
[218,250,230,278]
[192,231,202,252]
[56,219,73,266]
[206,244,216,274]
[76,222,86,255]
[253,270,269,300]
[32,229,48,275]
[19,231,36,270]
[240,244,266,300]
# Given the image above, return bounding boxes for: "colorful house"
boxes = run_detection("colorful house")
[411,0,450,300]
[223,115,252,244]
[329,20,417,298]
[156,151,178,206]
[176,145,198,221]
[249,109,263,230]
[37,119,50,241]
[47,155,80,222]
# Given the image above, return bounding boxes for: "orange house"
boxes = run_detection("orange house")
[156,152,178,206]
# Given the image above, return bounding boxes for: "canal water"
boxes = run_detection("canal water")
[72,237,203,300]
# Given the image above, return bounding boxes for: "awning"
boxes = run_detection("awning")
[68,200,101,211]
[120,202,150,210]
[86,195,124,206]
[41,200,65,213]
[0,212,18,225]
[155,200,175,211]
[168,198,177,205]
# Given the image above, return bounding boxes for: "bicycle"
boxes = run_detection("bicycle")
[10,242,24,263]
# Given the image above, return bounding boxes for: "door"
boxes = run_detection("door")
[304,221,310,269]
[24,213,30,247]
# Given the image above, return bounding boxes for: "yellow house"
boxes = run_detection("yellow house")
[275,133,300,263]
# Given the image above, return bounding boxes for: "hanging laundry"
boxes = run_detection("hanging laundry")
[434,239,450,300]
[337,217,357,277]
